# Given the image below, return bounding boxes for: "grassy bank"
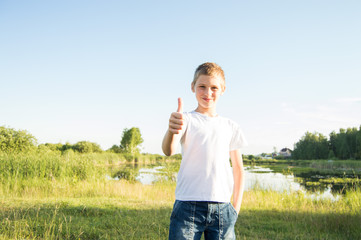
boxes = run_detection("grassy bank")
[1,179,360,239]
[1,153,360,239]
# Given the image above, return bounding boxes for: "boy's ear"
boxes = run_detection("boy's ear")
[221,86,226,95]
[191,82,195,92]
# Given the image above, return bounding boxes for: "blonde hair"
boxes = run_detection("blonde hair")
[192,62,225,90]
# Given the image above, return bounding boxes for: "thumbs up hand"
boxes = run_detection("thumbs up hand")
[168,98,184,134]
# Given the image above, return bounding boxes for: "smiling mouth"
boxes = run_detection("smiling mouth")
[203,98,212,102]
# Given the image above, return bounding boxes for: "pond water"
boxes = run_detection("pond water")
[107,160,361,200]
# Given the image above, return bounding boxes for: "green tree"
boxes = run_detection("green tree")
[346,127,358,159]
[247,155,255,161]
[73,141,103,153]
[356,126,361,159]
[329,128,359,160]
[38,143,63,152]
[60,142,74,152]
[337,128,350,160]
[328,149,336,159]
[108,144,122,153]
[0,126,37,153]
[329,131,338,157]
[120,127,143,154]
[294,126,361,160]
[292,132,329,160]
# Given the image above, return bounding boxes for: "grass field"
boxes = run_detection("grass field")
[1,152,360,239]
[1,179,360,239]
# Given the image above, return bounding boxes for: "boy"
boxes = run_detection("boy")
[162,62,246,240]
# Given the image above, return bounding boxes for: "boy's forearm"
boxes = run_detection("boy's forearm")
[232,165,244,213]
[230,150,245,214]
[162,131,177,156]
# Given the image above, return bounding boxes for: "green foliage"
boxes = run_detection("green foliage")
[108,144,122,153]
[330,126,361,160]
[146,153,165,161]
[331,127,360,160]
[120,127,143,154]
[1,182,361,239]
[0,126,37,153]
[243,155,262,161]
[0,152,106,189]
[111,167,139,181]
[274,155,286,160]
[73,141,103,153]
[248,155,255,160]
[328,149,336,159]
[171,153,182,161]
[60,142,74,152]
[293,132,329,160]
[123,153,136,162]
[38,143,63,152]
[38,141,103,154]
[1,149,361,239]
[293,126,361,160]
[62,148,75,158]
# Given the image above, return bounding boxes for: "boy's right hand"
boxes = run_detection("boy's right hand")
[168,98,184,135]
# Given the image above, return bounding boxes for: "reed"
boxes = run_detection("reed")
[1,152,360,239]
[1,177,360,239]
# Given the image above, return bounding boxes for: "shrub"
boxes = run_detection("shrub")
[73,141,103,153]
[0,126,37,153]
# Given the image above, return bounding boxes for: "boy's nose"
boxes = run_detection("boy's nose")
[205,88,212,95]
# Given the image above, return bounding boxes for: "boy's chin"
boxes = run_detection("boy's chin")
[199,103,216,110]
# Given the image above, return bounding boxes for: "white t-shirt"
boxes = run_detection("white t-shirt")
[175,111,247,202]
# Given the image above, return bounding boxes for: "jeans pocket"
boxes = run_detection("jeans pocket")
[229,203,238,217]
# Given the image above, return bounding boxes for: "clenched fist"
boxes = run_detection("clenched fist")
[168,98,184,134]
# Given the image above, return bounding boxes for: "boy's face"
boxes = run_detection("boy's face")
[192,74,225,113]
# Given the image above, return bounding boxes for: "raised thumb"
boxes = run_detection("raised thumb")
[177,97,183,113]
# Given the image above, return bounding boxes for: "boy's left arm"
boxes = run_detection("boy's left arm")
[230,149,245,214]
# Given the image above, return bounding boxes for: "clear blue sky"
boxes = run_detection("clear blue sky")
[1,0,360,155]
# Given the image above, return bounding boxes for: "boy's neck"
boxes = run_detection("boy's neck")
[195,107,218,117]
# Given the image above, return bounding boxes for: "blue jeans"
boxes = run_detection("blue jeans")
[169,200,238,240]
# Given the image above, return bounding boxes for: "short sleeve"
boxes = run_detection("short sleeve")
[229,122,247,151]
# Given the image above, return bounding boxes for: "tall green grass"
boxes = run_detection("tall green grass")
[0,151,116,198]
[1,180,360,239]
[1,152,360,239]
[1,151,101,181]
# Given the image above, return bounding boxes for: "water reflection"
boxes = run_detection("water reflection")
[243,166,341,201]
[107,161,360,200]
[136,166,165,185]
[244,166,302,192]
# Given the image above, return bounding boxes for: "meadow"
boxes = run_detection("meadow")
[1,152,360,239]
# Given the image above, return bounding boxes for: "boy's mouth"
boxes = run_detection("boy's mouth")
[203,98,212,102]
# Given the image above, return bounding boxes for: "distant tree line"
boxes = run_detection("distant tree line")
[0,126,143,155]
[0,125,103,154]
[292,126,361,160]
[39,141,103,153]
[0,125,184,165]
